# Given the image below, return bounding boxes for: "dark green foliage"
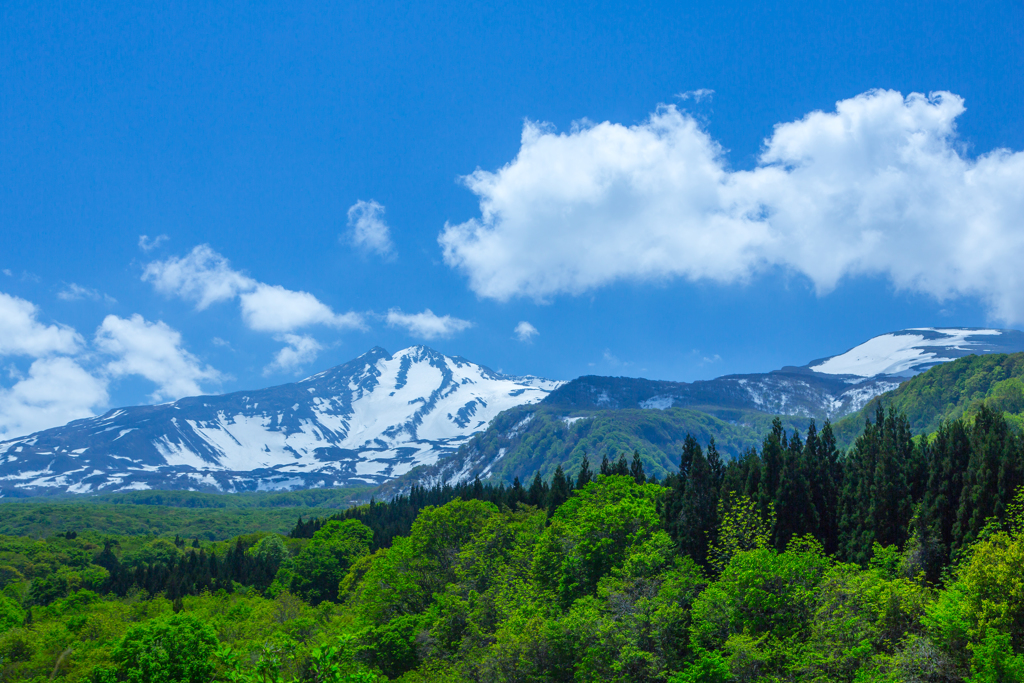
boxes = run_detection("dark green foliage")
[954,405,1024,553]
[663,435,720,566]
[576,454,593,487]
[547,464,571,512]
[838,405,914,564]
[631,449,647,483]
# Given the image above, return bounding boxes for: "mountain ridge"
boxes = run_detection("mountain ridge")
[0,345,561,496]
[2,327,1022,497]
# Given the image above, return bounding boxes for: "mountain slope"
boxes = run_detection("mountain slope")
[388,404,816,493]
[833,352,1024,444]
[0,346,561,496]
[393,328,1024,489]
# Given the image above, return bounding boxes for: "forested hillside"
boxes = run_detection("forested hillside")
[834,352,1024,445]
[0,403,1022,681]
[393,404,814,494]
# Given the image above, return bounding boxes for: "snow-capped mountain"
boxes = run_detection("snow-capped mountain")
[541,328,1024,419]
[0,346,562,496]
[2,328,1021,497]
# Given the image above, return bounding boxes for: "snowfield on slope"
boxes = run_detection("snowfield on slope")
[810,328,1005,377]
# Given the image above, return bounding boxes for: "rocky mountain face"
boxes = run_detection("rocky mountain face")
[0,346,561,496]
[2,327,1022,497]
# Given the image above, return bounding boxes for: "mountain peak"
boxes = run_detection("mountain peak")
[0,346,563,496]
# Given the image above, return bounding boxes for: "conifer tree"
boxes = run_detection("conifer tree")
[759,418,786,517]
[817,420,842,554]
[600,454,611,476]
[954,405,1020,552]
[614,453,630,476]
[839,404,913,564]
[679,441,718,564]
[706,437,723,489]
[630,450,646,483]
[528,471,546,507]
[774,428,816,549]
[548,464,571,513]
[576,455,593,488]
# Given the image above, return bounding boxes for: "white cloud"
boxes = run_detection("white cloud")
[143,244,255,310]
[264,334,323,375]
[239,284,365,333]
[138,234,169,252]
[57,283,116,304]
[677,89,714,102]
[0,357,109,438]
[440,90,1024,323]
[95,314,222,402]
[386,308,473,340]
[514,321,538,342]
[0,291,82,357]
[144,244,364,336]
[346,200,395,258]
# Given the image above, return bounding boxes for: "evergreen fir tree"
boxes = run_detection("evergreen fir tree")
[679,442,718,564]
[548,464,571,513]
[630,451,646,483]
[773,428,816,549]
[954,405,1018,551]
[576,454,593,488]
[759,418,786,517]
[528,471,546,507]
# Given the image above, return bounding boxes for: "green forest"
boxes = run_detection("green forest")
[1,403,1023,682]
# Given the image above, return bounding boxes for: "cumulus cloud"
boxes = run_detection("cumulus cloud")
[346,200,395,258]
[440,90,1024,323]
[514,321,538,342]
[95,314,222,402]
[144,245,364,333]
[264,334,323,375]
[0,357,109,438]
[138,234,169,252]
[0,292,229,437]
[386,308,473,340]
[143,245,255,309]
[0,291,83,357]
[240,284,365,333]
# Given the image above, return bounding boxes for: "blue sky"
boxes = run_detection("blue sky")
[1,0,1022,437]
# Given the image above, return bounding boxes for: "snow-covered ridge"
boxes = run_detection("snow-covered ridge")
[0,346,563,495]
[809,328,1009,377]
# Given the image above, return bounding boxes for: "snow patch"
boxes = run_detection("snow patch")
[812,328,1004,377]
